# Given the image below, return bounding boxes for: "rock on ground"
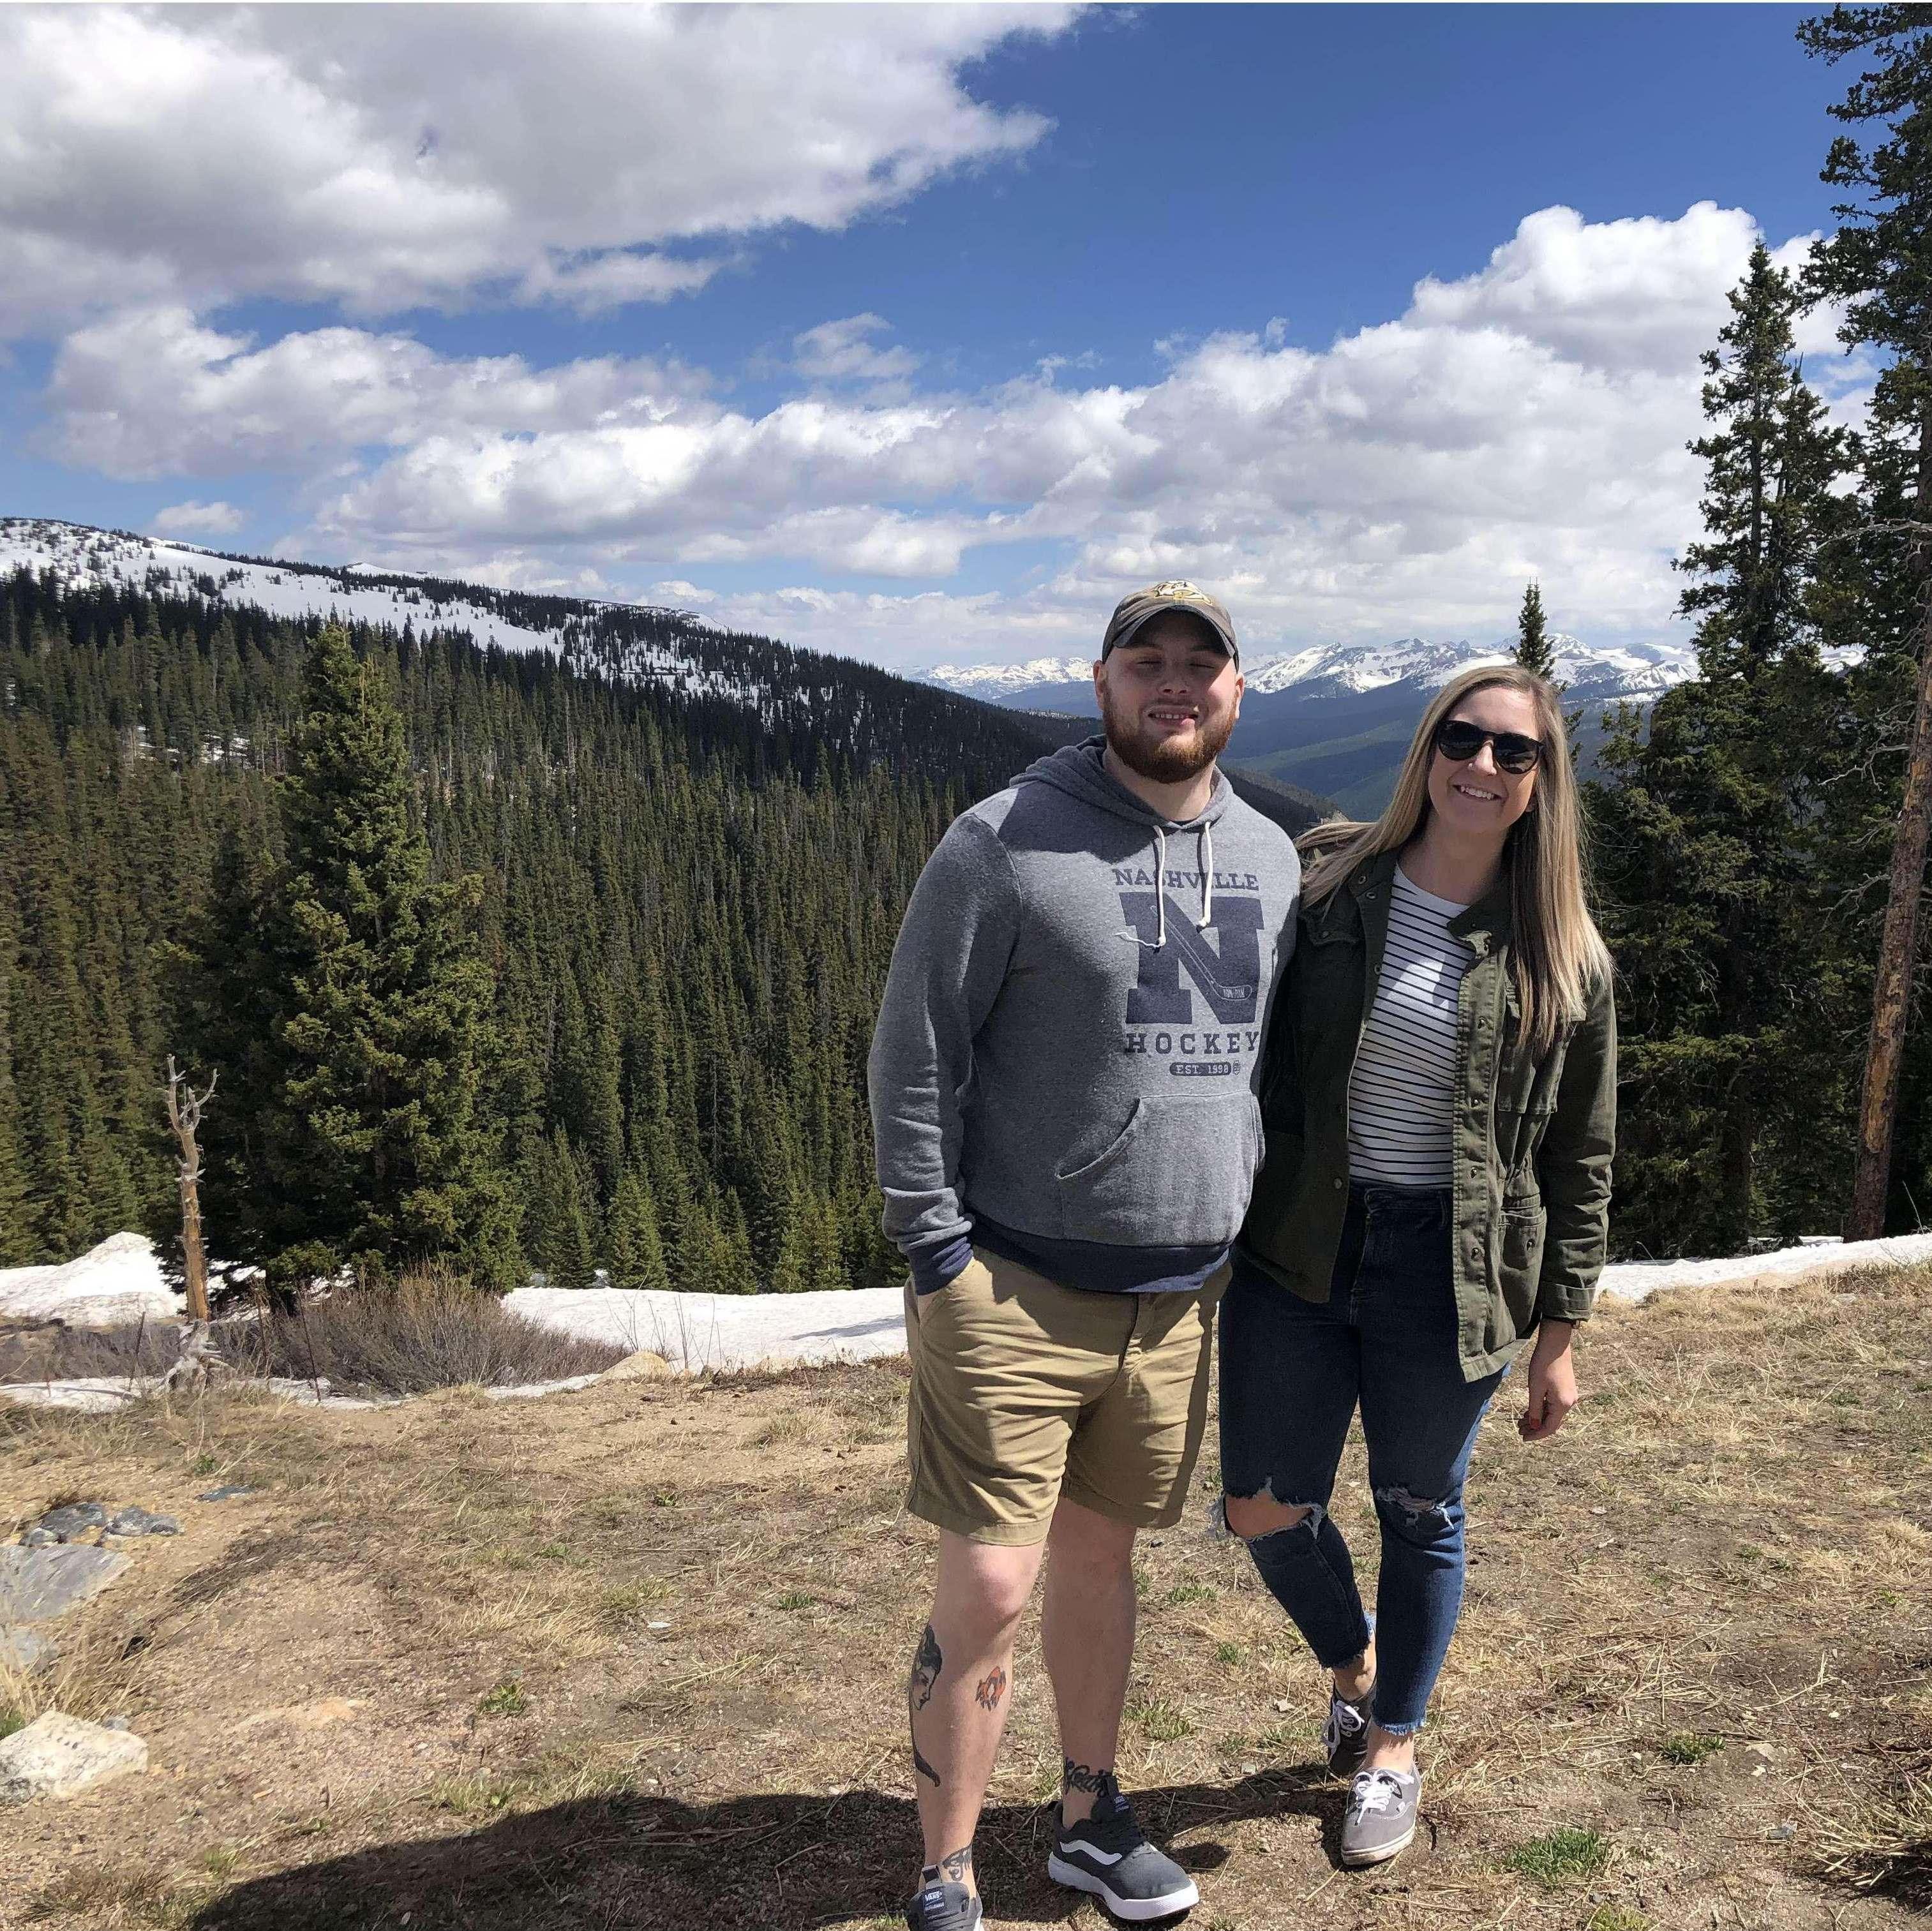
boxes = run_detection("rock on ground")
[0,1545,130,1623]
[0,1626,54,1671]
[606,1348,673,1380]
[0,1712,148,1803]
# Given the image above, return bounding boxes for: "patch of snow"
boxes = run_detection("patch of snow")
[501,1284,907,1372]
[1594,1228,1932,1304]
[14,1229,1928,1397]
[0,1375,386,1413]
[0,1234,180,1327]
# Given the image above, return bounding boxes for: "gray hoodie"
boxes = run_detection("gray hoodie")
[868,738,1300,1294]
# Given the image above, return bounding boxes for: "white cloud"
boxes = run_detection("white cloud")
[49,307,703,477]
[793,314,924,389]
[0,4,1071,334]
[43,199,1860,664]
[149,499,244,538]
[279,200,1771,628]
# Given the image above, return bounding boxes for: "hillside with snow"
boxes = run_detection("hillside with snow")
[1,517,574,655]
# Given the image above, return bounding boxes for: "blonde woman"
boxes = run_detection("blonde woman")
[1220,664,1615,1868]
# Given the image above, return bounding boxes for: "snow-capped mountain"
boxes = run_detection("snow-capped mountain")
[918,627,1698,815]
[921,632,1695,708]
[923,654,1095,697]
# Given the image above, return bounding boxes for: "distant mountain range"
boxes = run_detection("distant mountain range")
[924,634,1696,814]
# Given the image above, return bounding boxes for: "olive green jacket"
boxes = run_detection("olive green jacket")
[1238,850,1617,1382]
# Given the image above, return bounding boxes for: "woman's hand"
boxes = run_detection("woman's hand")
[1518,1319,1578,1442]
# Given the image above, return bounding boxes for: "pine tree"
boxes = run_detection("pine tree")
[1801,4,1932,1235]
[1514,582,1557,678]
[0,905,31,1265]
[1593,241,1850,1253]
[607,1164,671,1294]
[259,627,518,1288]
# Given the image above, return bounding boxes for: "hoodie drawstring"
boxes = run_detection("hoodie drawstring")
[1144,826,1169,950]
[1137,821,1215,950]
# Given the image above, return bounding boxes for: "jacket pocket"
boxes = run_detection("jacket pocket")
[1499,1200,1545,1332]
[1057,1094,1263,1245]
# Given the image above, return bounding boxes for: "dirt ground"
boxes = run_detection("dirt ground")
[3,1265,1929,1931]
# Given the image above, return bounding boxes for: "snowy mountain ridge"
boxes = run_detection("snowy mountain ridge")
[922,631,1696,705]
[0,515,788,704]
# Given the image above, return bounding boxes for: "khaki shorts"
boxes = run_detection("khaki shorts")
[902,1246,1227,1546]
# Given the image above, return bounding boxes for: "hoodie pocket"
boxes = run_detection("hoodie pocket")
[1056,1094,1264,1246]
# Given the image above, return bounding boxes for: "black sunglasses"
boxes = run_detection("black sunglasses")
[1432,719,1545,775]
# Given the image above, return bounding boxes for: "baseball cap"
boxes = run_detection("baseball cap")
[1100,580,1238,665]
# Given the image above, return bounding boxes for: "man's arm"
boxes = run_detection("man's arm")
[867,813,1022,1292]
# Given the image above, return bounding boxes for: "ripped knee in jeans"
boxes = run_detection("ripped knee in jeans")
[1218,1479,1327,1542]
[1373,1483,1454,1530]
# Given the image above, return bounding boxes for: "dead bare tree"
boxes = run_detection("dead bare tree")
[161,1057,217,1322]
[1849,588,1932,1239]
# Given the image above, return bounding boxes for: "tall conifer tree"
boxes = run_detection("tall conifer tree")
[260,627,518,1286]
[1594,242,1849,1251]
[1514,582,1557,678]
[1802,5,1932,1234]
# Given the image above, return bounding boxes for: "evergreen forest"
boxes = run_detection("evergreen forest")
[0,576,1127,1290]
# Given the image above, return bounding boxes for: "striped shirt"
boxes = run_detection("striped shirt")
[1347,865,1473,1188]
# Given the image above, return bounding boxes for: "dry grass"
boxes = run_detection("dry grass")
[0,1265,1927,1929]
[1,1271,627,1398]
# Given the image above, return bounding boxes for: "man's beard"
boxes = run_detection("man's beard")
[1099,684,1236,783]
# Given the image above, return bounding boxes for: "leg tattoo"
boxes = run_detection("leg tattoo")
[973,1665,1007,1711]
[927,1845,972,1884]
[910,1623,943,1711]
[1063,1756,1117,1799]
[910,1622,945,1787]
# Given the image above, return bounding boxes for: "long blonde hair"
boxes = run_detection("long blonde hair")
[1299,663,1610,1054]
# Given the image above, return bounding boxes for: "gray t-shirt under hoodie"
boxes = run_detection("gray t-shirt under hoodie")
[868,738,1300,1294]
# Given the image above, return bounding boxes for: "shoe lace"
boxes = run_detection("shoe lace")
[1349,1769,1406,1820]
[1324,1693,1368,1757]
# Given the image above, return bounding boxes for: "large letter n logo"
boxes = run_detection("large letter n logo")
[1121,894,1264,1024]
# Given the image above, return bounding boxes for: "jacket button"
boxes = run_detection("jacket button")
[1333,1177,1345,1191]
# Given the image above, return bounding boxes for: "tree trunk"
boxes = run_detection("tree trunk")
[179,1156,210,1325]
[1847,588,1932,1239]
[163,1057,214,1323]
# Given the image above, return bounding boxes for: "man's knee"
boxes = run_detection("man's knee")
[936,1540,1040,1639]
[1046,1495,1138,1576]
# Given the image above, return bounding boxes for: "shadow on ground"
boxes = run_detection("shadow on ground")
[193,1766,1342,1930]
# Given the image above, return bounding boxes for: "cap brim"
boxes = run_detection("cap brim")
[1105,604,1237,660]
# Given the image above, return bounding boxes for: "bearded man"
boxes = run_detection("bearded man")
[869,582,1301,1929]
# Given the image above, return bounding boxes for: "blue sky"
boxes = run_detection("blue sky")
[0,4,1867,667]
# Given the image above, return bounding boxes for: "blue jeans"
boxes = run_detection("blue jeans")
[1218,1182,1505,1735]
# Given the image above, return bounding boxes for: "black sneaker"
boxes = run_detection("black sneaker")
[1048,1775,1200,1922]
[904,1873,982,1930]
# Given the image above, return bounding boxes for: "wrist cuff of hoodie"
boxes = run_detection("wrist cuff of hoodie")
[908,1233,975,1297]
